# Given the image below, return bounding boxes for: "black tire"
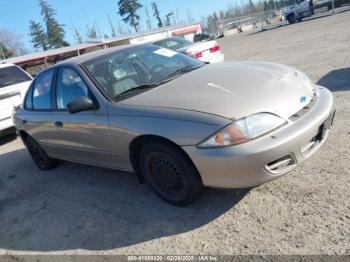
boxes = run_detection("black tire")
[297,13,303,22]
[139,143,203,206]
[25,135,59,171]
[288,14,296,24]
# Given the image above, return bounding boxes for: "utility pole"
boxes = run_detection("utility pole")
[332,0,335,15]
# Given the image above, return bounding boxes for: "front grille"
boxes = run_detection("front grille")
[266,154,296,174]
[289,93,317,122]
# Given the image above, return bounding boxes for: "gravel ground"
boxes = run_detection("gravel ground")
[0,9,350,255]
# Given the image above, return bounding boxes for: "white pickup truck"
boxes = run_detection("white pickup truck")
[281,0,314,24]
[0,63,32,135]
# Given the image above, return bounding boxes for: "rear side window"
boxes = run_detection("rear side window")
[0,66,31,88]
[32,70,54,110]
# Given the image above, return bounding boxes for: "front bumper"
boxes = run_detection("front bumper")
[200,53,225,64]
[182,86,334,188]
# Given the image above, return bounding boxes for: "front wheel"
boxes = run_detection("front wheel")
[25,135,59,170]
[288,14,296,24]
[139,143,203,206]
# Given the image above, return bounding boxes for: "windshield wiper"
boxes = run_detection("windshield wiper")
[161,64,203,82]
[113,65,203,100]
[115,83,159,99]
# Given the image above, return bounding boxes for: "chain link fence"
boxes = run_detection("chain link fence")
[206,0,350,35]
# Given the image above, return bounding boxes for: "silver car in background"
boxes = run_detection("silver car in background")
[154,37,225,64]
[13,44,334,206]
[0,63,32,135]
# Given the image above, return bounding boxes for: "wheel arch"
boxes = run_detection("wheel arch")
[18,130,29,144]
[129,134,201,184]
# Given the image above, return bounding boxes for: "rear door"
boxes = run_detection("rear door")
[20,69,57,155]
[51,66,117,168]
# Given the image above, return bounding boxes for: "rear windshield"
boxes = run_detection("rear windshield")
[154,38,192,50]
[0,66,31,88]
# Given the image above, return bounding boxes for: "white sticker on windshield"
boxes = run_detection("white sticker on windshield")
[154,48,177,57]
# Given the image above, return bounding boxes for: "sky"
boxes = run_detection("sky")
[0,0,238,50]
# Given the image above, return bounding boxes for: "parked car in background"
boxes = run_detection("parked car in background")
[154,37,224,64]
[193,32,224,43]
[193,33,211,42]
[14,44,334,206]
[281,0,312,23]
[0,63,32,135]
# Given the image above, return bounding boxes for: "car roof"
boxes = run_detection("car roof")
[0,63,16,69]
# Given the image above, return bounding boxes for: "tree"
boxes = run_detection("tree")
[0,43,12,59]
[151,2,163,28]
[165,12,173,26]
[39,0,69,48]
[144,5,152,30]
[71,24,83,44]
[86,25,98,39]
[187,10,195,23]
[118,0,143,32]
[29,21,48,51]
[219,11,225,21]
[108,15,117,37]
[0,29,27,59]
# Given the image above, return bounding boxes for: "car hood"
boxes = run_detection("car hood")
[121,62,315,120]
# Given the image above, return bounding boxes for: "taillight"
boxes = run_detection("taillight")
[187,50,203,59]
[194,52,203,59]
[210,43,220,53]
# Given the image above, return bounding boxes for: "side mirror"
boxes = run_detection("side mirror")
[67,96,96,114]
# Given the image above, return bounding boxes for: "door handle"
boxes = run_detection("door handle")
[22,120,27,125]
[55,121,63,128]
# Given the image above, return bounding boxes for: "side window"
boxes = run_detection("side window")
[56,68,89,109]
[33,70,54,110]
[165,40,178,49]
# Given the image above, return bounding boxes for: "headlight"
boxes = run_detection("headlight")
[198,113,286,148]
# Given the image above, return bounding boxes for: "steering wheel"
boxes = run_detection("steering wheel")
[150,64,166,74]
[148,64,166,82]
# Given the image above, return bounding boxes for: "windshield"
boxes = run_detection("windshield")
[82,45,203,100]
[0,66,31,88]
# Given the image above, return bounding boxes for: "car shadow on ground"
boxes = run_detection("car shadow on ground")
[0,133,17,147]
[317,67,350,92]
[0,148,249,252]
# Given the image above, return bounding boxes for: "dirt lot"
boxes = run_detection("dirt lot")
[0,9,350,255]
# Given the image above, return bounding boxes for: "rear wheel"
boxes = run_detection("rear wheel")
[139,143,203,206]
[25,135,59,170]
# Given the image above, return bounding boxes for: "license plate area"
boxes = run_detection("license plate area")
[301,110,335,157]
[316,110,335,141]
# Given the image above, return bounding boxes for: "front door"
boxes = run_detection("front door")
[51,67,118,168]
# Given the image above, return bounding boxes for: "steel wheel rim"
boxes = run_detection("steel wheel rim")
[29,140,46,167]
[148,153,186,197]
